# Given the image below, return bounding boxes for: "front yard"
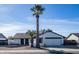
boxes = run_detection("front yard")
[0,45,79,54]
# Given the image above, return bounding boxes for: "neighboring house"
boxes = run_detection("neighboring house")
[8,33,29,45]
[0,33,7,45]
[66,33,79,44]
[33,31,65,47]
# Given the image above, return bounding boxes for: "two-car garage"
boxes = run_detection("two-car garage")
[34,31,65,47]
[43,37,64,46]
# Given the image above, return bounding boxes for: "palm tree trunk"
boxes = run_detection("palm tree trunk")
[36,15,40,48]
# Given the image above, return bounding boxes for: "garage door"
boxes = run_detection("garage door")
[8,39,20,45]
[43,39,63,46]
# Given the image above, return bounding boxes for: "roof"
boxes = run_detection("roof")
[0,33,6,38]
[33,31,65,38]
[72,33,79,37]
[13,31,65,39]
[66,33,79,40]
[14,33,30,39]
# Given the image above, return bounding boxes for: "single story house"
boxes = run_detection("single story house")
[0,33,7,45]
[66,33,79,44]
[8,33,29,45]
[33,31,65,47]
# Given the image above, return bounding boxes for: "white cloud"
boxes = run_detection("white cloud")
[0,16,79,37]
[0,5,79,37]
[0,22,35,37]
[23,17,79,36]
[39,18,79,25]
[39,18,79,36]
[25,16,79,25]
[0,5,13,15]
[0,4,79,37]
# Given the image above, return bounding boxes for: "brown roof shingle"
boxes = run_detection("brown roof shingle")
[14,33,29,39]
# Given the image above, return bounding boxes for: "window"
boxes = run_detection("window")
[45,37,62,39]
[39,38,43,43]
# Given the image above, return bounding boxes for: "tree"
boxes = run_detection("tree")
[46,29,52,32]
[27,30,36,47]
[40,29,46,33]
[30,4,45,48]
[8,36,14,40]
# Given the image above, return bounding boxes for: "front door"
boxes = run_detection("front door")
[21,39,24,45]
[25,39,29,45]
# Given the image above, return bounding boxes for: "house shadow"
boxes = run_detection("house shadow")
[4,45,29,48]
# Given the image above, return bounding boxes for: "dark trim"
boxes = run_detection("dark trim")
[65,34,72,40]
[45,37,62,39]
[33,31,65,39]
[51,31,65,38]
[13,38,29,39]
[73,34,79,38]
[66,33,79,40]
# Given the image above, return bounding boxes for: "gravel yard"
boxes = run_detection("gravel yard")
[0,46,49,54]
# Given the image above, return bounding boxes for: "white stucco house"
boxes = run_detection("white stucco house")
[8,33,29,45]
[66,33,79,44]
[33,31,65,47]
[0,33,7,45]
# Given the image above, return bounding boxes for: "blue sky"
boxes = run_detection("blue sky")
[0,4,79,37]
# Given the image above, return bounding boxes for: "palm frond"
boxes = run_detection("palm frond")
[27,30,36,38]
[30,4,45,15]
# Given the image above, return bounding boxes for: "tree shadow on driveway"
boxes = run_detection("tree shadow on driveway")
[48,50,73,54]
[40,47,73,54]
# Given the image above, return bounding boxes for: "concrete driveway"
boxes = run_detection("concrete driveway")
[0,50,49,54]
[0,46,49,54]
[44,47,79,54]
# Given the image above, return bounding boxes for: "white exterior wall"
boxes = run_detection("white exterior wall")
[0,38,6,40]
[33,38,36,47]
[8,39,21,45]
[67,34,79,43]
[34,32,64,47]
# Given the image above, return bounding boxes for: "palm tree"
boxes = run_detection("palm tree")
[8,36,14,40]
[27,30,36,47]
[46,29,52,32]
[40,29,46,33]
[30,4,45,48]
